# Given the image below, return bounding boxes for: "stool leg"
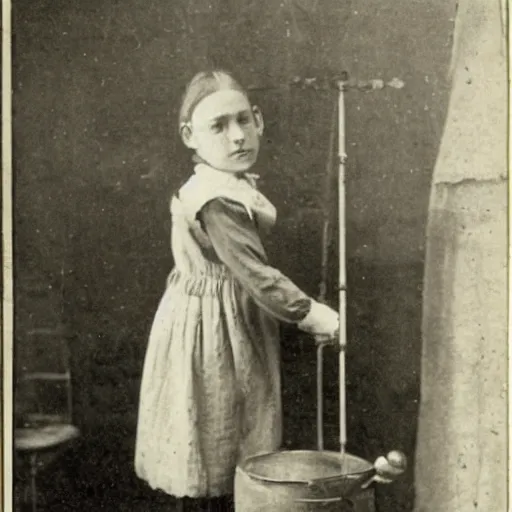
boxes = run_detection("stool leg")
[23,477,29,506]
[29,453,37,512]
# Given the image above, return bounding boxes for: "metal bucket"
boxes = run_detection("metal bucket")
[234,450,374,511]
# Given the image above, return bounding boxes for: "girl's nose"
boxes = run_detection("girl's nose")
[228,122,245,144]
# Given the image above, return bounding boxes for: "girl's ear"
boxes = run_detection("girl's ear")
[180,122,197,149]
[252,106,264,136]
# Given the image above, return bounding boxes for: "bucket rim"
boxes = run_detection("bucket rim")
[236,449,374,485]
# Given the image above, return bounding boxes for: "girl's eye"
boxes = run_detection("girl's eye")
[238,115,251,125]
[210,122,223,133]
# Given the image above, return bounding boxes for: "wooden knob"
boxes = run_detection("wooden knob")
[374,451,407,479]
[387,450,407,471]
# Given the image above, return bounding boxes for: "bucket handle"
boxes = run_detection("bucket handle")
[307,470,375,491]
[295,496,350,504]
[306,451,408,492]
[305,468,376,500]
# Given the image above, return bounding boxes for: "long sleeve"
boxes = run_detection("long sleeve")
[200,198,339,338]
[200,198,312,324]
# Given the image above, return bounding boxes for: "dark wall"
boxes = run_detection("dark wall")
[13,0,455,510]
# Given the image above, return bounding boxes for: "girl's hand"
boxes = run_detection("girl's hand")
[315,330,342,350]
[298,300,339,338]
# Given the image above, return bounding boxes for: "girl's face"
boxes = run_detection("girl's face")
[183,89,264,172]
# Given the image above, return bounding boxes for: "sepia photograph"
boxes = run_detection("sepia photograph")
[2,0,508,511]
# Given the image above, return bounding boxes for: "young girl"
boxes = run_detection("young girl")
[135,70,339,511]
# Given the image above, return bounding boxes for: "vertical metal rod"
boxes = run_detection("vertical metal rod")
[338,82,348,456]
[317,104,337,452]
[316,345,324,450]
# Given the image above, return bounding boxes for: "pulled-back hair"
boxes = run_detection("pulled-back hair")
[178,70,248,129]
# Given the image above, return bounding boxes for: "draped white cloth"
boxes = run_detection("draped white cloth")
[414,1,508,510]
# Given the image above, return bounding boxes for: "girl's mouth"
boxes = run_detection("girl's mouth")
[231,149,252,158]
